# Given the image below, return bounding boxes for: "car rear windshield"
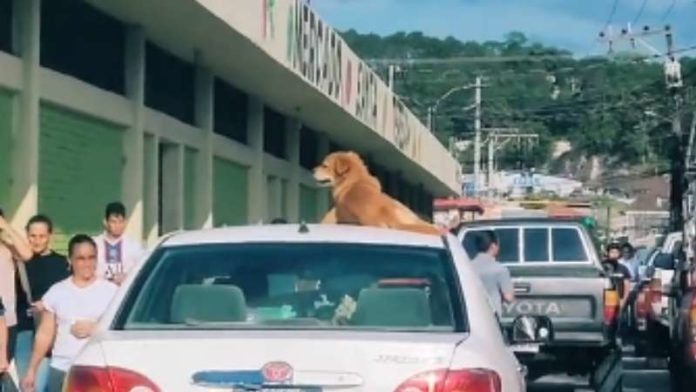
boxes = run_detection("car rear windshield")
[114,243,464,332]
[462,226,589,263]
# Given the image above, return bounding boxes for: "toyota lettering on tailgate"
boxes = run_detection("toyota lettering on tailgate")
[503,301,562,316]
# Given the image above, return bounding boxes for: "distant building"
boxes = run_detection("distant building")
[616,176,670,247]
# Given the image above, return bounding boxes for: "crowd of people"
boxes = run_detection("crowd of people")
[0,202,143,392]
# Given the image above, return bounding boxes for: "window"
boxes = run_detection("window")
[524,228,548,262]
[552,228,588,262]
[116,243,462,332]
[145,43,195,124]
[496,228,520,263]
[40,0,125,94]
[213,78,248,144]
[299,126,319,170]
[263,108,286,159]
[462,228,519,263]
[0,0,11,54]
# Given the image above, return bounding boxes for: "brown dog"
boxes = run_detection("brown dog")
[313,151,442,236]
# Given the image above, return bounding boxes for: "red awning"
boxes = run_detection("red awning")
[547,205,584,218]
[433,198,485,213]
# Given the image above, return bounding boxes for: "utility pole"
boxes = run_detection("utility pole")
[599,23,685,231]
[482,128,539,199]
[474,76,482,196]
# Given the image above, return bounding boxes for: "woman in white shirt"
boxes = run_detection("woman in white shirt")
[21,235,117,392]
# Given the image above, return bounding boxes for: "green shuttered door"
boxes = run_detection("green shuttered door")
[39,105,124,251]
[184,147,198,229]
[213,158,248,226]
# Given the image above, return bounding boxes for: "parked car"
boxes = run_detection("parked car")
[65,224,530,392]
[457,218,622,390]
[632,232,683,358]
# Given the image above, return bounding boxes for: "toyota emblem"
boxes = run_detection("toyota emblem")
[261,361,293,383]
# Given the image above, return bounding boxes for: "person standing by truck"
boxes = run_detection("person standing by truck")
[603,243,632,308]
[470,230,515,316]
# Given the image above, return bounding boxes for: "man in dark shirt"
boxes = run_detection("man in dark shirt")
[14,215,69,392]
[603,242,632,306]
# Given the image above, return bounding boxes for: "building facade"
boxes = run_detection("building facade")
[0,0,460,249]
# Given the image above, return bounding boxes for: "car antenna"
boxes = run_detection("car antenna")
[298,220,310,234]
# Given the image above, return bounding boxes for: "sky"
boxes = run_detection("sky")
[312,0,696,57]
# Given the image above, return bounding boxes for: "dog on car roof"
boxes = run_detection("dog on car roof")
[313,151,442,236]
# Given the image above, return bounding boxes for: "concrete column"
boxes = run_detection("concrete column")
[285,119,301,222]
[194,55,214,229]
[247,97,265,223]
[144,135,159,246]
[161,143,184,233]
[9,0,40,227]
[122,25,145,241]
[316,132,331,215]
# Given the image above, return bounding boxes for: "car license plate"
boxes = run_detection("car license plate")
[510,343,540,353]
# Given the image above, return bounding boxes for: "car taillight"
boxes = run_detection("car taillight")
[689,295,696,360]
[394,368,501,392]
[649,277,662,305]
[603,289,620,325]
[636,287,650,319]
[65,365,160,392]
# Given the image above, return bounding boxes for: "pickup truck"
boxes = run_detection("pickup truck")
[457,218,622,389]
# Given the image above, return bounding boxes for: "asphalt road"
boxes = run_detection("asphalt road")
[528,347,671,392]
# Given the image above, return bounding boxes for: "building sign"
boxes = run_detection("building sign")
[286,0,343,101]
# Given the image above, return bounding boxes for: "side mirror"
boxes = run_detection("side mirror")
[510,315,553,344]
[654,253,676,270]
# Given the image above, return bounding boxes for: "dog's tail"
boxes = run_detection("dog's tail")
[393,222,444,236]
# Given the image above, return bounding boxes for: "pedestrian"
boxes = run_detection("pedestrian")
[469,230,515,316]
[0,207,33,390]
[1,297,10,386]
[21,235,118,392]
[619,242,639,282]
[14,215,70,392]
[93,202,144,286]
[603,243,632,307]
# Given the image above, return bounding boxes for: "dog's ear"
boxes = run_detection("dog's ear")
[334,155,351,176]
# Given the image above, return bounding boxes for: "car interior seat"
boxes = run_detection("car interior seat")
[352,288,432,327]
[170,284,247,323]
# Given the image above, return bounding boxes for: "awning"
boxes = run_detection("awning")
[433,198,485,214]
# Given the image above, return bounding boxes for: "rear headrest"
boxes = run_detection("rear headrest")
[352,288,431,327]
[170,284,247,323]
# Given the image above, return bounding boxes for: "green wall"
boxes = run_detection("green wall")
[299,185,319,223]
[0,91,12,211]
[213,157,248,226]
[39,105,124,251]
[184,147,198,229]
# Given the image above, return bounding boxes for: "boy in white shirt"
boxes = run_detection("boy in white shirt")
[93,202,144,285]
[22,235,117,392]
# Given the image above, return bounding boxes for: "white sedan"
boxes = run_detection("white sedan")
[66,224,526,392]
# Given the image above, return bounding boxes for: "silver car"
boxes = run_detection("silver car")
[67,225,526,391]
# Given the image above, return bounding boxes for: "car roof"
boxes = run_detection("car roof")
[160,224,446,248]
[457,217,585,229]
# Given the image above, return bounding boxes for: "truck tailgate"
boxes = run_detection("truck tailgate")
[502,265,607,344]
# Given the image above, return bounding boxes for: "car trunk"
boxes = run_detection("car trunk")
[94,330,467,391]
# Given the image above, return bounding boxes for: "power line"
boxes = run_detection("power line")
[633,0,649,26]
[604,0,621,30]
[661,0,677,21]
[366,53,573,65]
